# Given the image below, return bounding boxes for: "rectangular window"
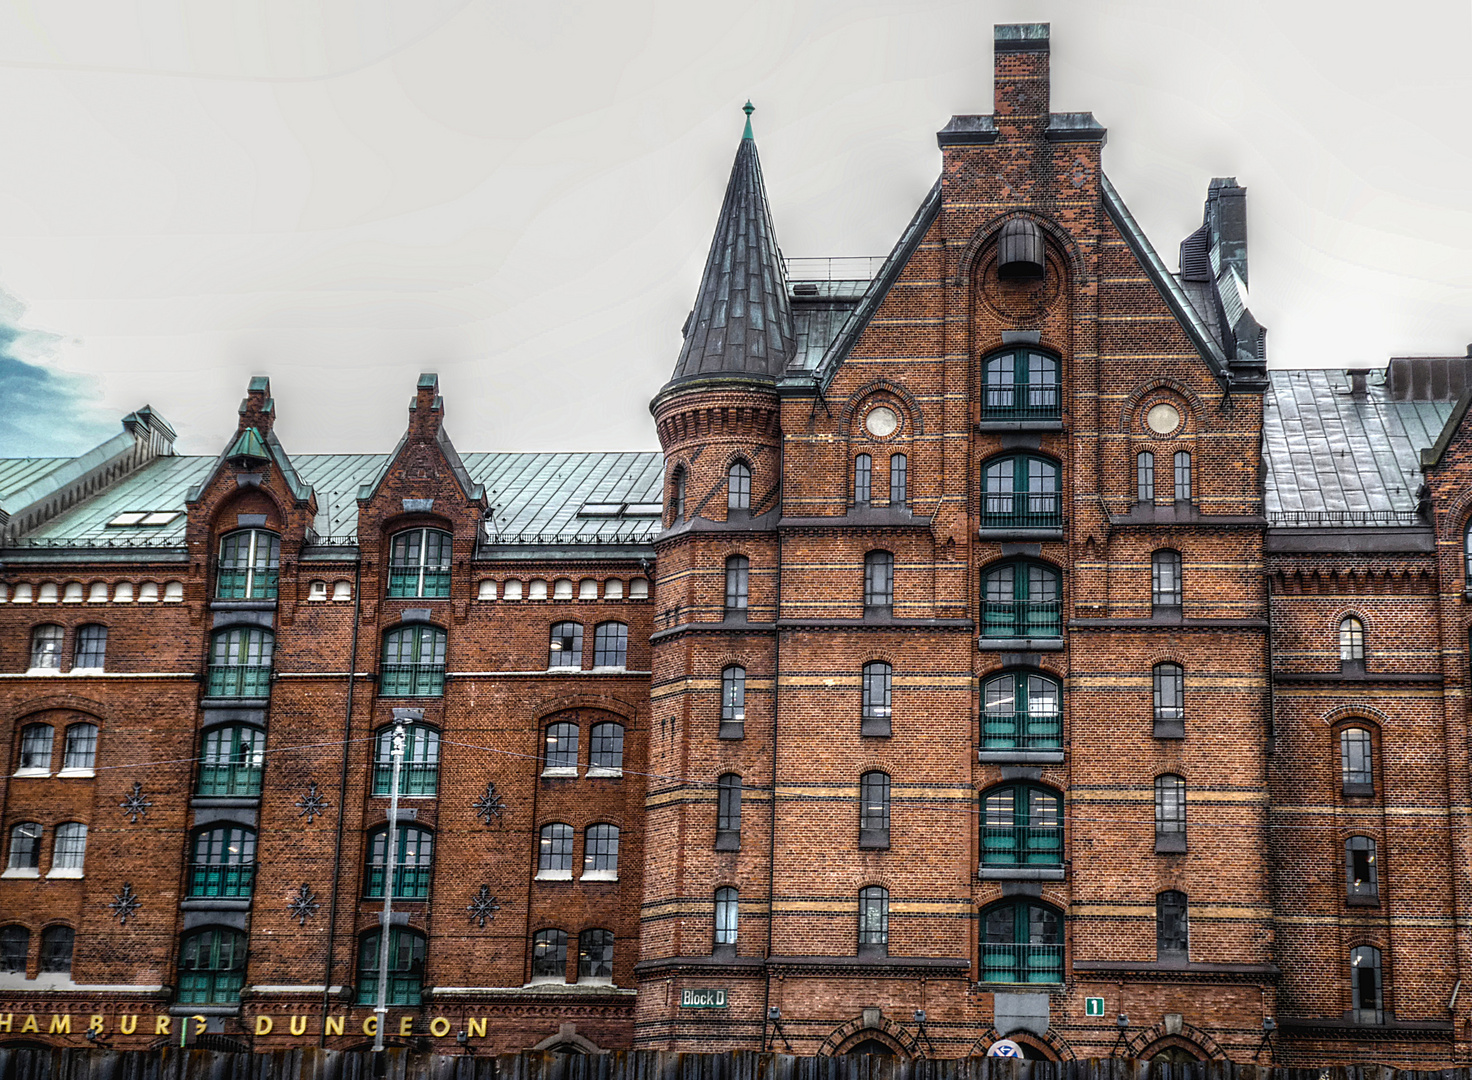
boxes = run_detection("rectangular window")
[538,824,574,875]
[1156,892,1189,963]
[859,772,891,849]
[1153,664,1184,738]
[1173,451,1192,502]
[548,622,582,668]
[861,663,892,737]
[29,626,63,670]
[890,454,907,505]
[1152,551,1182,609]
[531,930,567,982]
[18,725,53,772]
[73,626,107,670]
[7,823,41,871]
[589,723,624,773]
[714,888,738,947]
[1137,451,1155,503]
[854,455,872,506]
[577,929,614,982]
[1155,776,1187,853]
[593,622,628,668]
[543,723,579,774]
[62,724,98,772]
[50,823,87,874]
[725,557,749,618]
[716,775,741,851]
[1341,728,1374,796]
[720,667,746,739]
[858,887,889,953]
[582,825,619,878]
[1346,837,1379,904]
[864,552,894,610]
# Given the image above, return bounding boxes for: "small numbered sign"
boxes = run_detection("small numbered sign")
[988,1040,1024,1058]
[1085,997,1106,1017]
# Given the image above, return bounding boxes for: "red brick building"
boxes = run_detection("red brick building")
[2,21,1470,1068]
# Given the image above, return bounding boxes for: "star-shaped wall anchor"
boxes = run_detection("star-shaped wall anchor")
[287,883,321,926]
[119,782,152,823]
[296,782,330,823]
[467,885,501,928]
[472,781,506,825]
[108,884,141,925]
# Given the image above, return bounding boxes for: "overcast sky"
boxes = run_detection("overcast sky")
[0,0,1468,458]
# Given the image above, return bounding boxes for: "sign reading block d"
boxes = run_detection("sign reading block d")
[680,988,728,1008]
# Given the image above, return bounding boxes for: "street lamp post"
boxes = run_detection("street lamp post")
[372,709,419,1060]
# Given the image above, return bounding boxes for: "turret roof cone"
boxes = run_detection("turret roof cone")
[663,105,795,389]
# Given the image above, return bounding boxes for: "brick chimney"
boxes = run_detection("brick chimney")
[237,376,274,437]
[994,23,1050,129]
[408,372,444,436]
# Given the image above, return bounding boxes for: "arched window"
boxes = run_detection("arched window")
[725,555,749,618]
[178,928,247,1005]
[890,453,908,505]
[1346,836,1379,903]
[589,722,624,773]
[583,825,619,879]
[1350,945,1384,1024]
[356,928,425,1005]
[372,723,440,796]
[982,670,1062,751]
[981,560,1061,639]
[1341,727,1374,796]
[720,666,746,737]
[1173,451,1192,502]
[858,886,889,954]
[0,926,28,974]
[714,887,739,947]
[594,621,628,668]
[199,725,264,796]
[864,551,894,611]
[981,900,1064,984]
[981,784,1062,867]
[216,530,280,600]
[387,528,452,598]
[1152,550,1182,610]
[1340,616,1365,671]
[716,774,741,850]
[537,823,574,877]
[531,929,568,982]
[670,466,687,523]
[982,455,1061,528]
[364,824,433,898]
[1137,451,1155,503]
[982,349,1061,419]
[578,929,614,982]
[62,723,98,773]
[1155,774,1186,852]
[50,823,87,877]
[728,461,751,512]
[187,826,257,898]
[1157,891,1188,963]
[206,627,274,698]
[6,822,40,872]
[1153,662,1185,738]
[73,625,107,670]
[544,722,579,774]
[859,771,891,849]
[854,454,872,506]
[379,624,446,697]
[17,723,54,772]
[29,625,63,670]
[861,661,892,737]
[548,621,583,668]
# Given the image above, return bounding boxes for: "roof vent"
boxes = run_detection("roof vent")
[997,218,1045,282]
[1346,369,1369,397]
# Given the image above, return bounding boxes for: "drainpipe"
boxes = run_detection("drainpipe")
[762,445,784,1051]
[372,717,409,1061]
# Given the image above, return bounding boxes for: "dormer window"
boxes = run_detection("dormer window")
[388,529,452,598]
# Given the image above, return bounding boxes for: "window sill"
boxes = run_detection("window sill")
[976,528,1065,542]
[24,668,61,676]
[546,666,583,673]
[580,870,618,882]
[12,768,50,779]
[976,419,1065,433]
[978,866,1065,881]
[978,637,1066,652]
[56,768,95,779]
[46,868,84,879]
[534,870,573,882]
[718,722,745,740]
[1153,721,1185,740]
[1346,895,1381,908]
[591,666,628,674]
[180,897,252,910]
[541,767,578,779]
[858,831,890,851]
[586,767,622,779]
[978,749,1064,765]
[68,667,105,676]
[715,831,741,853]
[860,719,892,738]
[1155,836,1188,854]
[1,868,40,879]
[1342,784,1375,798]
[527,976,568,986]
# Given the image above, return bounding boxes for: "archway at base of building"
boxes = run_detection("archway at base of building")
[1143,1038,1208,1064]
[845,1038,897,1057]
[1001,1031,1058,1061]
[532,1022,603,1056]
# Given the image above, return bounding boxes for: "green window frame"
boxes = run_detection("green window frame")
[364,824,434,899]
[177,928,247,1005]
[216,530,280,600]
[982,349,1061,419]
[982,455,1061,529]
[981,784,1062,866]
[379,625,447,697]
[197,725,264,797]
[980,900,1063,984]
[981,560,1061,639]
[371,724,440,796]
[206,627,274,698]
[982,671,1062,749]
[187,826,257,898]
[387,529,452,598]
[356,928,425,1006]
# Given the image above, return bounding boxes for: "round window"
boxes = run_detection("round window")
[865,407,899,438]
[1146,403,1181,435]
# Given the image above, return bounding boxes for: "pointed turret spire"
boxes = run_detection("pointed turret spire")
[663,104,795,389]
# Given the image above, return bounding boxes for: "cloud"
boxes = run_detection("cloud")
[0,290,115,458]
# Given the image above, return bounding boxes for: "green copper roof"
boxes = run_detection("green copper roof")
[227,426,271,463]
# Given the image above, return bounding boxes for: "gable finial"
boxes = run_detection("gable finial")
[743,100,754,140]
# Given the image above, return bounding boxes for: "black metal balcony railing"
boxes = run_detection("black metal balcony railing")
[387,569,451,598]
[364,865,432,899]
[980,943,1065,984]
[371,763,440,797]
[196,764,263,798]
[187,862,257,898]
[982,824,1063,866]
[378,664,446,698]
[215,569,278,600]
[205,665,271,698]
[981,383,1061,420]
[981,492,1062,529]
[982,712,1063,749]
[981,600,1062,639]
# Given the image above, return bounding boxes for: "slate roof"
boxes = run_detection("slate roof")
[1263,369,1454,523]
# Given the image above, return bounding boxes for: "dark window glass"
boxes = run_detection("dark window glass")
[1340,617,1365,664]
[387,528,452,598]
[216,530,280,600]
[29,625,63,670]
[583,825,619,876]
[379,625,446,697]
[594,622,628,667]
[860,771,891,848]
[862,662,892,736]
[717,774,742,833]
[721,666,746,724]
[1155,775,1186,849]
[7,823,41,870]
[188,826,257,898]
[364,825,433,898]
[548,622,583,668]
[73,625,107,670]
[1152,551,1182,608]
[981,455,1062,528]
[864,551,894,609]
[1347,836,1379,902]
[982,350,1061,418]
[728,462,751,511]
[854,454,872,505]
[544,722,579,771]
[578,929,614,981]
[858,886,889,951]
[1341,727,1374,794]
[890,454,908,505]
[39,926,74,973]
[1137,451,1155,502]
[980,901,1064,983]
[538,823,574,874]
[1173,451,1192,502]
[1153,663,1184,721]
[531,929,568,982]
[671,468,686,522]
[18,724,54,770]
[207,627,275,698]
[981,784,1062,866]
[1351,945,1383,1023]
[589,723,624,771]
[981,671,1062,750]
[51,823,87,872]
[178,928,247,1005]
[1157,891,1188,962]
[356,928,425,1005]
[371,723,440,796]
[725,556,749,616]
[714,888,738,946]
[62,723,98,772]
[0,926,27,974]
[981,560,1062,639]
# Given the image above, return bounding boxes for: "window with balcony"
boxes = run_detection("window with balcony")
[388,528,452,598]
[0,926,27,974]
[1153,662,1184,738]
[548,622,583,668]
[861,661,892,737]
[1157,891,1188,964]
[17,724,53,773]
[1350,945,1384,1024]
[187,826,257,898]
[981,784,1062,867]
[583,824,619,880]
[543,722,578,776]
[356,928,425,1005]
[1340,616,1365,674]
[49,823,87,878]
[1173,451,1192,503]
[728,461,751,512]
[981,349,1060,420]
[1152,550,1182,611]
[206,627,274,698]
[29,625,63,671]
[589,723,624,774]
[716,773,741,851]
[864,551,894,613]
[372,723,440,796]
[981,561,1061,640]
[859,771,891,849]
[578,929,614,983]
[379,625,446,697]
[538,823,574,879]
[854,454,872,506]
[725,556,749,619]
[594,621,628,668]
[890,453,908,505]
[858,886,889,956]
[62,723,97,774]
[1341,727,1374,796]
[721,665,746,738]
[981,671,1061,751]
[177,928,247,1005]
[1155,774,1186,852]
[198,725,264,797]
[531,929,568,982]
[1137,451,1155,503]
[981,455,1061,530]
[364,824,433,898]
[73,625,107,670]
[1347,836,1379,904]
[714,887,738,948]
[216,530,280,600]
[981,900,1064,984]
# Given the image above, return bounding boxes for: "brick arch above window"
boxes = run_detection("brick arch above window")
[1118,378,1208,430]
[838,379,925,437]
[955,209,1086,288]
[1320,706,1389,729]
